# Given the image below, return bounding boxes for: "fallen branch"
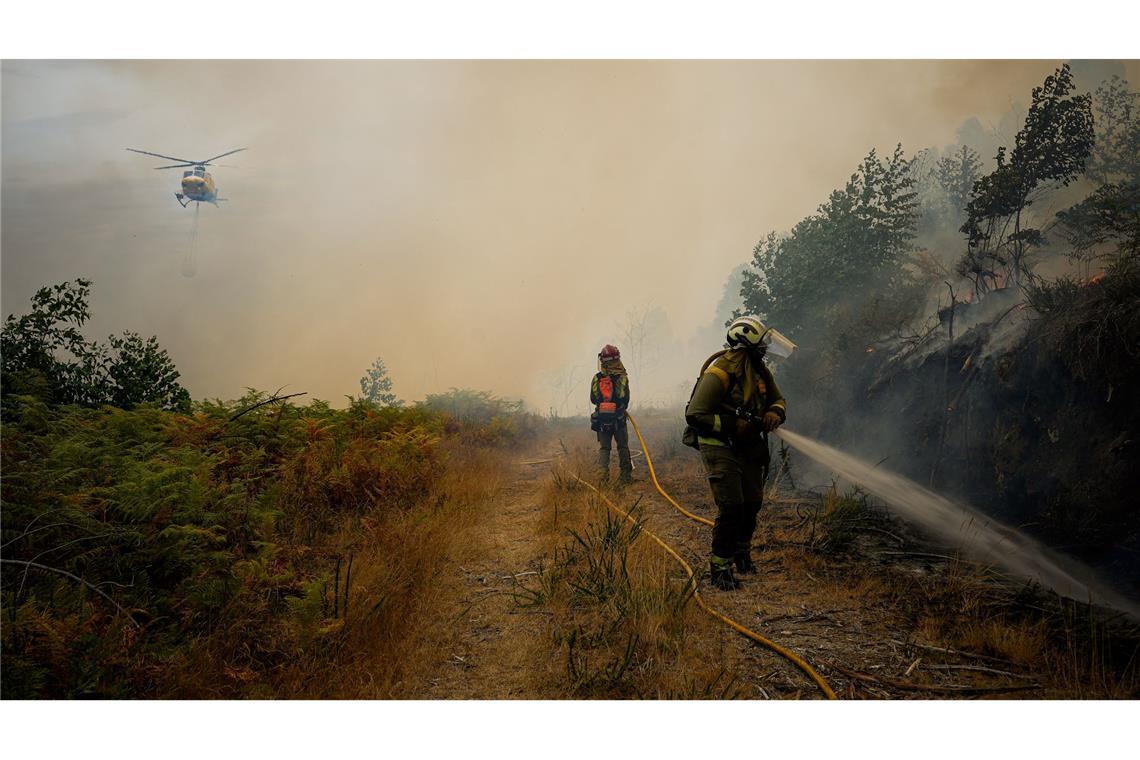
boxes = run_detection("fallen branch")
[874,550,997,568]
[2,559,140,627]
[889,639,1016,666]
[500,571,540,580]
[824,660,1039,695]
[924,663,1033,680]
[17,533,112,599]
[769,497,817,506]
[864,526,905,545]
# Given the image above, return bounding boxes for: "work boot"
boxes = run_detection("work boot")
[709,557,742,591]
[597,450,611,485]
[733,551,757,575]
[617,470,633,487]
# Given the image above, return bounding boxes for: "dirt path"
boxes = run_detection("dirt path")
[414,445,560,698]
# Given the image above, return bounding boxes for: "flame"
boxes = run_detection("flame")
[1089,270,1106,285]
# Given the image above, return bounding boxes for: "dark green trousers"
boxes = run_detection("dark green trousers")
[597,420,632,480]
[698,442,769,558]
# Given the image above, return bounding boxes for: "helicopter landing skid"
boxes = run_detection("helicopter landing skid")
[175,193,192,208]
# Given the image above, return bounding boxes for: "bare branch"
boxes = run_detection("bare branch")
[228,391,307,421]
[2,558,141,627]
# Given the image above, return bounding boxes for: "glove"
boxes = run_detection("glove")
[762,411,783,432]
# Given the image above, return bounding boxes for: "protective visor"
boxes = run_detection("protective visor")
[760,328,797,359]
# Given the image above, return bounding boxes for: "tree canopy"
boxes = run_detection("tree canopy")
[958,64,1095,293]
[1,279,190,411]
[359,357,401,407]
[740,144,919,343]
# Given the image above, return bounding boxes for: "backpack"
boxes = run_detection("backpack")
[681,350,731,449]
[596,375,619,416]
[590,373,622,432]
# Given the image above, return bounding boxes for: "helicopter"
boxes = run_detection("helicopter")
[126,147,246,207]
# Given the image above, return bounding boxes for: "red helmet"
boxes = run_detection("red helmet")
[598,344,620,360]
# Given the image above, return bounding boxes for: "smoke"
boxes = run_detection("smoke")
[5,60,1138,409]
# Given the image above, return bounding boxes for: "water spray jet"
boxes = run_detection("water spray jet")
[775,428,1140,621]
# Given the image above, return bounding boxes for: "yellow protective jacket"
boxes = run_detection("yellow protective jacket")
[684,348,785,447]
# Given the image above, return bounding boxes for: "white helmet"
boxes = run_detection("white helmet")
[726,315,768,348]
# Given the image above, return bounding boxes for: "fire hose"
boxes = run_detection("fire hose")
[565,412,837,700]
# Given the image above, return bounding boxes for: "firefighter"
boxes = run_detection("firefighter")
[590,344,633,486]
[683,315,786,590]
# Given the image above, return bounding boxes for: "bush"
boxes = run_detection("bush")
[421,388,542,446]
[1023,265,1140,388]
[1,279,190,411]
[515,504,696,698]
[0,393,451,697]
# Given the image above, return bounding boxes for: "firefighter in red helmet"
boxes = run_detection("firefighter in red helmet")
[590,344,633,485]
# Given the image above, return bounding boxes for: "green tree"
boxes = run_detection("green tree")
[959,64,1095,294]
[740,144,919,343]
[1086,75,1140,184]
[1054,76,1140,273]
[1055,178,1140,274]
[104,332,192,411]
[359,357,401,407]
[1,279,190,411]
[936,145,983,219]
[1,279,100,404]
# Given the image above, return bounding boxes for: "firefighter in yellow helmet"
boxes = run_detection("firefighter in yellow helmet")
[683,316,788,590]
[590,344,633,485]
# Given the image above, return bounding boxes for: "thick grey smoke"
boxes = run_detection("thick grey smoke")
[6,60,1136,409]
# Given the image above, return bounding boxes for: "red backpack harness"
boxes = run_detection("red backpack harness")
[596,375,618,416]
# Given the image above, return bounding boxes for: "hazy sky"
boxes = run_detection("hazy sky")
[4,60,1137,410]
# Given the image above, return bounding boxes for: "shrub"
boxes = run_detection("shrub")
[421,388,543,447]
[1,279,190,411]
[0,393,452,697]
[516,503,697,698]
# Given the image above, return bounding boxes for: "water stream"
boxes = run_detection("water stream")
[776,428,1140,620]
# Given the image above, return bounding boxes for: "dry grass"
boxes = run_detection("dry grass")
[790,483,1140,698]
[271,444,510,698]
[519,461,742,699]
[954,618,1049,665]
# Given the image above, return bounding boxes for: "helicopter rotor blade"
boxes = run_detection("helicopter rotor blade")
[200,148,247,164]
[126,148,198,164]
[153,163,198,170]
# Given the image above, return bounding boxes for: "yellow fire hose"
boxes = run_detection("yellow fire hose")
[567,412,837,700]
